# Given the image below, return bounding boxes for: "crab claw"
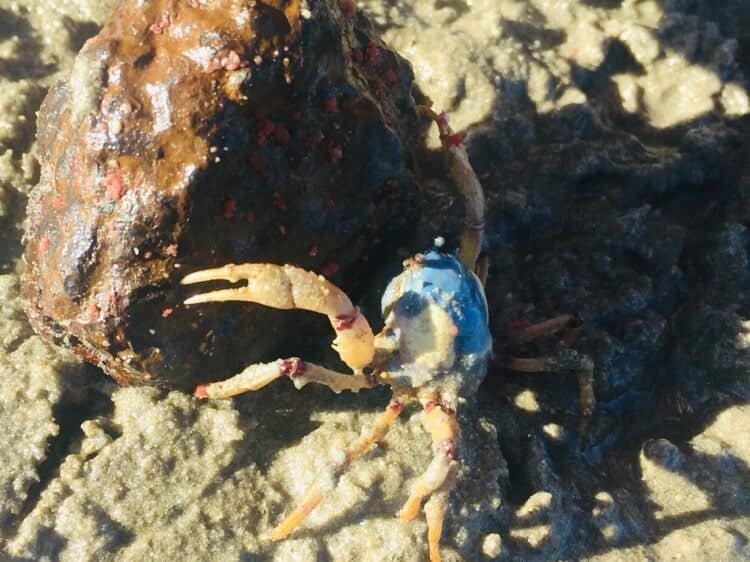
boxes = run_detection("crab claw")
[182,263,375,371]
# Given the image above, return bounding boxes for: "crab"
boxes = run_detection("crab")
[181,110,595,561]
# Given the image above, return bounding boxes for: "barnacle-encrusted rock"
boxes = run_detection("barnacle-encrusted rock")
[23,0,422,389]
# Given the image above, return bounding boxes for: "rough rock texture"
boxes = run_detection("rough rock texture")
[363,0,750,142]
[22,0,423,389]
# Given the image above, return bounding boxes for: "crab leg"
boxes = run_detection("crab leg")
[505,348,595,416]
[510,313,583,345]
[425,491,449,562]
[399,399,460,562]
[182,263,374,370]
[420,105,485,272]
[194,358,374,399]
[268,398,405,541]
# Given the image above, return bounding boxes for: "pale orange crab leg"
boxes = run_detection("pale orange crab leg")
[268,398,406,541]
[182,263,375,370]
[420,105,485,273]
[425,491,449,562]
[194,358,374,399]
[505,351,595,416]
[510,313,583,345]
[399,398,460,562]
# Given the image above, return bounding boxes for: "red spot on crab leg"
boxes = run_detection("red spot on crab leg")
[443,132,464,147]
[280,357,306,377]
[388,398,404,414]
[334,313,356,331]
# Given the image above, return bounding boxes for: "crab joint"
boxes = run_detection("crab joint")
[280,357,306,377]
[334,313,357,330]
[388,398,404,414]
[441,438,459,461]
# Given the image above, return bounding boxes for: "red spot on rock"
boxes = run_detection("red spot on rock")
[39,236,50,255]
[222,198,237,219]
[194,384,208,398]
[273,124,290,145]
[324,96,338,113]
[165,244,178,257]
[53,196,65,211]
[273,192,288,211]
[107,292,121,315]
[365,43,381,65]
[329,145,343,165]
[255,119,275,145]
[86,302,100,323]
[149,12,171,34]
[104,172,125,201]
[161,307,174,318]
[371,77,386,93]
[339,0,356,17]
[223,50,244,71]
[321,262,339,277]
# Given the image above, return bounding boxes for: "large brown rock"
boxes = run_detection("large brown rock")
[23,0,423,389]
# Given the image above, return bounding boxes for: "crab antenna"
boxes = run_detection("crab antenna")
[420,106,486,270]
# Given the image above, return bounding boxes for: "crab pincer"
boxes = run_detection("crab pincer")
[182,263,375,371]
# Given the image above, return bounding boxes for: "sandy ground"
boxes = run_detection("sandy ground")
[1,0,749,561]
